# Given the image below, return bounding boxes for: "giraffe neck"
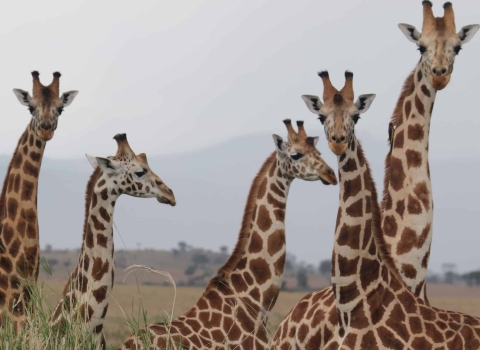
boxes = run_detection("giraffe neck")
[57,168,117,334]
[0,123,45,318]
[332,139,392,320]
[381,62,436,300]
[183,152,289,346]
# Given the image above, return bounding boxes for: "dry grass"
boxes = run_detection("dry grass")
[40,281,480,349]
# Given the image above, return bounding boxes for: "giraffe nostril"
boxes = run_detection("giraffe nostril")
[432,68,438,75]
[332,135,337,142]
[441,68,447,75]
[340,136,346,142]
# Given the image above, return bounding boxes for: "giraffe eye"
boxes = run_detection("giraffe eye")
[57,107,63,115]
[351,114,360,124]
[318,115,326,124]
[454,46,462,55]
[418,45,426,55]
[290,153,304,161]
[135,168,147,177]
[28,106,34,114]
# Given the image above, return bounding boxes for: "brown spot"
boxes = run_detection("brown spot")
[98,207,111,223]
[417,69,423,82]
[7,198,18,221]
[406,149,422,168]
[342,158,357,172]
[267,229,285,256]
[30,151,41,162]
[248,231,263,254]
[99,188,109,201]
[92,258,109,280]
[389,157,406,191]
[393,130,404,149]
[408,124,425,141]
[257,178,267,199]
[404,100,412,118]
[91,193,97,209]
[396,227,417,255]
[415,94,425,116]
[12,153,23,169]
[270,183,284,197]
[91,215,106,231]
[249,258,271,285]
[401,264,417,279]
[9,238,21,258]
[274,209,285,221]
[13,174,20,193]
[21,180,34,201]
[336,223,361,249]
[346,198,363,218]
[97,234,108,248]
[343,175,362,202]
[23,161,39,177]
[256,205,272,232]
[339,281,360,304]
[338,255,359,277]
[413,181,430,211]
[97,179,106,188]
[383,215,398,238]
[262,284,279,310]
[85,225,94,248]
[3,224,14,245]
[92,286,108,303]
[0,256,13,273]
[407,194,423,214]
[35,139,42,149]
[273,252,285,276]
[360,258,380,290]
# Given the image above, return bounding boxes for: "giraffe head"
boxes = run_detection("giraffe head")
[86,134,176,206]
[12,71,78,141]
[301,71,376,156]
[398,1,479,90]
[272,119,337,185]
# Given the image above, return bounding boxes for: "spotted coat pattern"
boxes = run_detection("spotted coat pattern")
[50,134,175,349]
[119,122,337,350]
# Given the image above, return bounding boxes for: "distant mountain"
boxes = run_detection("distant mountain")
[0,132,477,274]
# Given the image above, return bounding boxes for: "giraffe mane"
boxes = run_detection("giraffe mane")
[381,67,416,213]
[215,152,277,277]
[357,141,402,281]
[81,167,103,245]
[0,127,30,223]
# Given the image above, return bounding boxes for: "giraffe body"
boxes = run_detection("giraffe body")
[119,121,337,350]
[273,71,480,350]
[50,134,176,348]
[0,72,78,328]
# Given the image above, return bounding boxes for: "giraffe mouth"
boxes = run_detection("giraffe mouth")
[429,74,451,91]
[37,129,54,141]
[157,196,176,206]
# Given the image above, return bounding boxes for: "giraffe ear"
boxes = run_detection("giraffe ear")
[13,89,31,106]
[398,23,421,43]
[85,154,119,174]
[355,94,376,114]
[272,134,286,155]
[458,25,480,44]
[301,95,323,115]
[60,91,79,107]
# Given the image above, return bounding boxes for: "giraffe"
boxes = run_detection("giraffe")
[49,133,176,348]
[273,72,480,350]
[0,71,78,328]
[382,0,479,301]
[118,120,338,350]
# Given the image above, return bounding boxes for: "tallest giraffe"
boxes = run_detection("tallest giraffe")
[0,72,78,328]
[382,1,479,301]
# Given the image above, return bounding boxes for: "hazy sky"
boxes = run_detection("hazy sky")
[0,0,479,159]
[0,1,478,274]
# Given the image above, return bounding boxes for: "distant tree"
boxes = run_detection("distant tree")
[319,260,332,277]
[297,268,309,290]
[178,241,188,253]
[172,248,180,257]
[285,252,297,270]
[63,260,71,268]
[45,244,52,253]
[192,253,209,265]
[47,258,58,268]
[462,270,480,286]
[184,264,197,276]
[220,246,229,255]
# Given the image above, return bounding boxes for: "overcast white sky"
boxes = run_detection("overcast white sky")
[0,1,478,273]
[0,0,479,159]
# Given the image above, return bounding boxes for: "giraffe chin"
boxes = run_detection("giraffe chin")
[36,130,54,141]
[328,141,348,156]
[429,74,451,91]
[157,196,176,206]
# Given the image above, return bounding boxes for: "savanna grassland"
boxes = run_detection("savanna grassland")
[41,281,480,349]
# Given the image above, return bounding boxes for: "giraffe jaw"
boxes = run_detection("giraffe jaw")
[328,141,348,156]
[36,129,54,141]
[157,196,176,206]
[429,74,451,91]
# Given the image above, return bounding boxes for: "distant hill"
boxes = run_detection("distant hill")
[0,131,478,275]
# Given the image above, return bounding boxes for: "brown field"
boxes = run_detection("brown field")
[41,280,480,349]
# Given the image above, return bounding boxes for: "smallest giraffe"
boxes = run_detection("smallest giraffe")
[50,134,176,349]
